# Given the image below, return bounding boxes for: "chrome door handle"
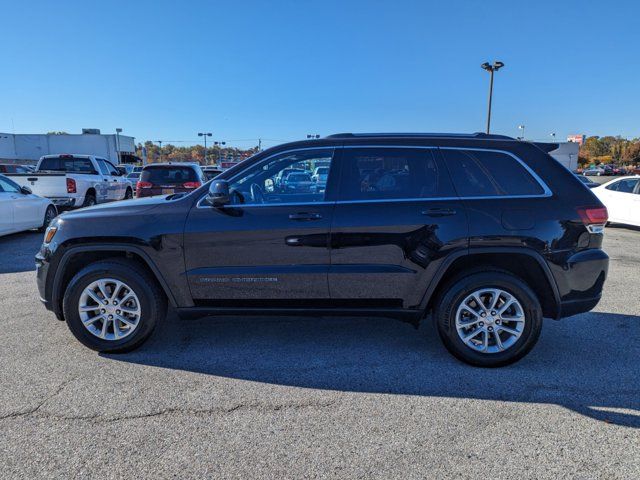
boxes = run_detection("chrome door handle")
[289,212,322,221]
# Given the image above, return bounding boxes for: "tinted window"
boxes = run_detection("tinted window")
[229,149,334,204]
[606,178,639,193]
[140,166,198,184]
[105,161,120,176]
[39,157,94,173]
[338,147,454,201]
[443,149,544,197]
[0,175,21,193]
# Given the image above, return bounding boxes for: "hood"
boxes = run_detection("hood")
[59,195,172,220]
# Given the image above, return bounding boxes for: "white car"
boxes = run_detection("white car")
[592,176,640,227]
[0,174,57,237]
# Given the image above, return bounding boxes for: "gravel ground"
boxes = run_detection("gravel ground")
[0,228,638,479]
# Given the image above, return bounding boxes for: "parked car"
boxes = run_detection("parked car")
[311,166,330,185]
[575,174,599,188]
[0,174,57,237]
[35,133,609,367]
[0,164,32,174]
[274,167,305,190]
[135,163,205,198]
[592,176,640,227]
[202,166,223,181]
[281,171,314,193]
[126,172,141,181]
[583,167,604,176]
[117,164,136,176]
[5,154,133,209]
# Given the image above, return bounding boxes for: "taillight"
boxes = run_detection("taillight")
[183,181,201,189]
[66,178,76,193]
[576,206,608,233]
[136,181,153,189]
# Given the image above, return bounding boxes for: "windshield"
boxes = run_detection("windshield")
[140,166,197,184]
[38,157,94,173]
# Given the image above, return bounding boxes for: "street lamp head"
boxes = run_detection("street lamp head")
[198,133,203,137]
[116,128,123,133]
[493,61,504,70]
[481,62,492,71]
[206,133,212,137]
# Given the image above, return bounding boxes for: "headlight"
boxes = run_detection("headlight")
[44,226,58,244]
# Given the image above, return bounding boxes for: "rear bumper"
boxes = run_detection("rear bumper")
[552,249,609,318]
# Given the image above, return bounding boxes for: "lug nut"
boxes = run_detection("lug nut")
[495,319,501,324]
[491,311,497,316]
[101,309,106,313]
[108,314,113,319]
[113,301,118,306]
[479,322,484,327]
[480,312,486,318]
[116,310,120,315]
[488,326,494,332]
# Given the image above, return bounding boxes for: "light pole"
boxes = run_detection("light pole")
[214,141,226,165]
[481,61,505,134]
[550,132,556,140]
[518,125,525,140]
[157,140,163,162]
[115,128,123,163]
[198,132,212,164]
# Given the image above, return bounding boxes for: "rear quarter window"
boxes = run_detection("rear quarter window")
[442,149,545,197]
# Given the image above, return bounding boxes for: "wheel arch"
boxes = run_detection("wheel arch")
[51,244,177,320]
[421,248,561,320]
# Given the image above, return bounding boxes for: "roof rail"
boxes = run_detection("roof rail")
[325,132,514,140]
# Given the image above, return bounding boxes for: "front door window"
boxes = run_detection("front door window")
[228,149,334,205]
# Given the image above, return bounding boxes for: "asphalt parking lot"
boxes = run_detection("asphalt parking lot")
[0,228,639,479]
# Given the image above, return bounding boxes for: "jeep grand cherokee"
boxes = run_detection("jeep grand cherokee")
[36,133,609,367]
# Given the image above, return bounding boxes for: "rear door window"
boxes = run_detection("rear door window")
[442,149,545,197]
[141,166,197,184]
[336,147,455,201]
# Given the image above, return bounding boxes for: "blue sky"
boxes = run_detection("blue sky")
[2,0,639,149]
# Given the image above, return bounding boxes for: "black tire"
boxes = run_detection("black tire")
[82,192,97,207]
[38,205,57,232]
[434,271,542,367]
[124,188,133,200]
[62,259,167,353]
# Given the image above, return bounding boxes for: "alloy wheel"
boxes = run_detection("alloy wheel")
[455,288,525,354]
[78,278,141,341]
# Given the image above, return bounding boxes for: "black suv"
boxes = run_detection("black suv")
[36,133,609,367]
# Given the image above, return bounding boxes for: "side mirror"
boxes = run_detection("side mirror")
[20,186,32,195]
[206,179,230,207]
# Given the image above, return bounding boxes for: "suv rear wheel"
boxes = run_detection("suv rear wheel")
[434,271,542,367]
[62,259,166,353]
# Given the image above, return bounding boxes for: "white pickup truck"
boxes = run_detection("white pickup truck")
[6,154,133,208]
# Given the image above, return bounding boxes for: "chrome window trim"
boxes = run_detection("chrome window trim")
[196,144,552,209]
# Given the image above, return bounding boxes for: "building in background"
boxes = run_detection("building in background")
[0,130,140,165]
[567,134,586,146]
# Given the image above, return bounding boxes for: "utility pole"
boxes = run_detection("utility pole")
[115,128,123,163]
[214,141,226,165]
[481,61,505,134]
[198,132,212,164]
[157,140,163,162]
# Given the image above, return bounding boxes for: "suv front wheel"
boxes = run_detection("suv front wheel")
[434,271,542,367]
[62,259,166,353]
